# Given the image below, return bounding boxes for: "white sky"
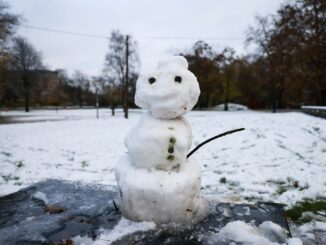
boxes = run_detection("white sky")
[9,0,284,76]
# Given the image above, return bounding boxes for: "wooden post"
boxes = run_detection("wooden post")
[124,35,129,119]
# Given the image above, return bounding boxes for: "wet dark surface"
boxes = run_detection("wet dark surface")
[114,202,290,244]
[0,179,119,245]
[0,179,290,245]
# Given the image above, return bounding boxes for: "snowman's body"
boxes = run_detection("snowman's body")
[115,56,207,224]
[125,112,191,171]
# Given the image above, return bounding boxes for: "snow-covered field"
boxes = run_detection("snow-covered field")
[0,109,325,243]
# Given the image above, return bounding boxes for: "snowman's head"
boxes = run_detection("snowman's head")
[135,56,200,119]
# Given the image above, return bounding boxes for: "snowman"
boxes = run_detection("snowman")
[115,56,207,224]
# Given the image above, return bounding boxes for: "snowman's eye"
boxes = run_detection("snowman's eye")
[174,76,182,83]
[148,77,156,84]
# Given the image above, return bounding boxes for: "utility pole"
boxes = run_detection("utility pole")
[124,35,129,119]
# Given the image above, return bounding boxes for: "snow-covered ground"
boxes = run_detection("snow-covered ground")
[0,109,325,243]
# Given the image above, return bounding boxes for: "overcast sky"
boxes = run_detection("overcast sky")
[9,0,284,76]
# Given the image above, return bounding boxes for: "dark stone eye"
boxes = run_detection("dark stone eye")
[148,77,156,84]
[174,76,182,83]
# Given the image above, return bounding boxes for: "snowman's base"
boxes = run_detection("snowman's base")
[0,179,296,245]
[115,154,208,224]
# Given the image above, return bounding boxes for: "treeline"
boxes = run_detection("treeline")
[182,0,325,110]
[0,1,138,114]
[0,0,325,113]
[0,33,138,113]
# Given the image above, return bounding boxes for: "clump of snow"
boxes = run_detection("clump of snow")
[125,111,192,170]
[32,191,49,204]
[207,220,301,245]
[298,221,326,235]
[157,56,189,70]
[115,153,207,224]
[287,238,303,245]
[135,56,200,119]
[72,217,156,245]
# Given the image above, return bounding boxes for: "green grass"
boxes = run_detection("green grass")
[286,199,326,223]
[220,177,227,184]
[81,161,89,168]
[2,174,19,182]
[276,185,288,194]
[15,160,24,168]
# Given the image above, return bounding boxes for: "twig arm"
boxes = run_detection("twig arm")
[187,128,245,158]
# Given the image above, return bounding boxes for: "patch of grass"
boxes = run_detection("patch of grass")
[220,177,227,184]
[266,179,287,185]
[276,185,288,194]
[273,177,308,195]
[2,174,19,182]
[286,200,326,223]
[1,151,12,157]
[81,161,89,168]
[15,160,24,168]
[299,183,310,191]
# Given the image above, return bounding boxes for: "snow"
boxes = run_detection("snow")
[207,220,301,245]
[0,108,325,242]
[1,109,325,202]
[135,56,200,119]
[115,56,206,224]
[157,55,189,70]
[33,191,49,204]
[72,217,156,245]
[298,221,326,234]
[0,110,325,204]
[301,106,326,110]
[125,111,192,170]
[115,153,207,224]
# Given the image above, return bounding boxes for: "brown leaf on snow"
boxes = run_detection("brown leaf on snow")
[43,205,65,214]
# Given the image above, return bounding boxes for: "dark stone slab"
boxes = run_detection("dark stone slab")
[114,202,291,244]
[0,179,120,245]
[0,179,291,245]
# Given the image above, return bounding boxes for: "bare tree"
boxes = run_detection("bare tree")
[0,1,19,61]
[0,1,20,108]
[246,16,280,112]
[10,37,44,112]
[103,30,139,118]
[219,48,236,111]
[72,70,89,108]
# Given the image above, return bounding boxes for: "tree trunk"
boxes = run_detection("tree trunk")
[271,77,276,113]
[111,104,115,116]
[224,79,230,111]
[23,76,30,112]
[205,91,210,108]
[78,86,82,108]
